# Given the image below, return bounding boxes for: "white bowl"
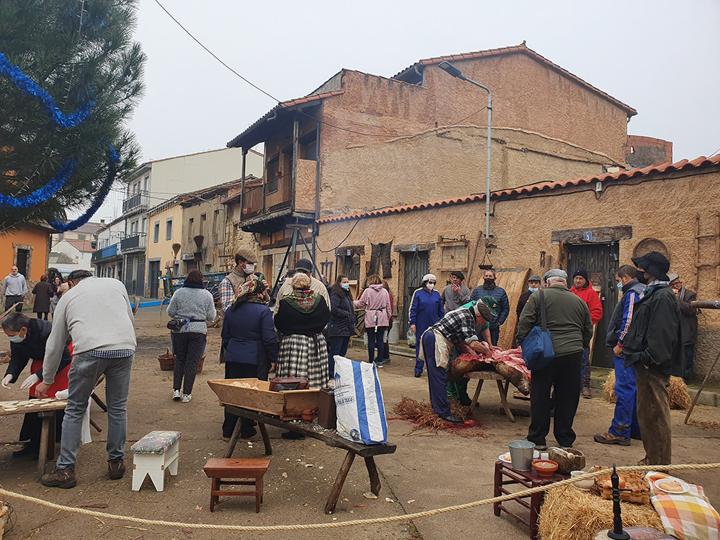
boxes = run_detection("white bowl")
[570,469,594,490]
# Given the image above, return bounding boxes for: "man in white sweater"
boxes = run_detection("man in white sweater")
[36,270,136,489]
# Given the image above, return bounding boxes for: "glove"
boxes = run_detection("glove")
[20,373,40,390]
[55,389,69,399]
[1,374,12,388]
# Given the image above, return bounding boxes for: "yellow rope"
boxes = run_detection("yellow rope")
[0,462,718,532]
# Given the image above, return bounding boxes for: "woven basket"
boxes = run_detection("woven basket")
[0,503,9,538]
[157,348,205,374]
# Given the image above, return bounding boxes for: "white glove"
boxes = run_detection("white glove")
[55,389,69,399]
[20,373,40,390]
[1,374,12,388]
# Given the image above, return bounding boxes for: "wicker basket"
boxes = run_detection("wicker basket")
[157,348,205,374]
[0,503,10,538]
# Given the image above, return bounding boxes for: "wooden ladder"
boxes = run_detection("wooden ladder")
[695,213,720,295]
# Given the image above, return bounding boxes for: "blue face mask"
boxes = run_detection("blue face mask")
[616,282,623,290]
[528,287,539,293]
[9,333,25,343]
[341,283,350,291]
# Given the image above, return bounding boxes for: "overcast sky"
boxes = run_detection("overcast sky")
[95,0,720,221]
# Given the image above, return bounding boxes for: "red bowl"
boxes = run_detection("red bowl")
[532,459,559,476]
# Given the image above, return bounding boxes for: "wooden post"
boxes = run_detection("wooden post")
[258,423,272,456]
[364,457,381,495]
[225,410,242,458]
[325,451,356,514]
[37,414,51,475]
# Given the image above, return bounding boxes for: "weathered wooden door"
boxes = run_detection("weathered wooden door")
[401,250,430,335]
[567,242,619,368]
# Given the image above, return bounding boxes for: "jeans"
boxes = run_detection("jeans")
[223,361,269,438]
[327,335,350,378]
[489,326,500,346]
[609,355,640,439]
[171,332,206,394]
[4,295,23,312]
[580,348,591,389]
[366,327,387,364]
[528,351,582,448]
[684,345,695,378]
[36,312,49,320]
[58,351,133,469]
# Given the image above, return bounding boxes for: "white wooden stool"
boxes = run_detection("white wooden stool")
[131,430,181,491]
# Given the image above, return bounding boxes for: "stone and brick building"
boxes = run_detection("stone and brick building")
[314,155,720,379]
[226,43,638,283]
[625,134,673,168]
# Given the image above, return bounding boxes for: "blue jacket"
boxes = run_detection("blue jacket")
[221,301,278,366]
[605,281,645,348]
[409,288,443,335]
[327,287,356,337]
[470,284,509,328]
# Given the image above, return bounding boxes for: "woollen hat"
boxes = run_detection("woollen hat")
[294,259,314,274]
[632,251,670,281]
[543,268,568,281]
[572,268,590,282]
[473,299,494,321]
[422,273,437,283]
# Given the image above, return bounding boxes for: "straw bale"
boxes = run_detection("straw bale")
[602,372,691,410]
[538,484,662,540]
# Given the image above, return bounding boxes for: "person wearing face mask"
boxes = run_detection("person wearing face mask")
[273,259,331,313]
[594,265,645,446]
[326,275,356,377]
[470,269,509,346]
[409,273,444,377]
[1,312,71,458]
[218,250,259,312]
[668,273,698,381]
[354,274,393,367]
[621,252,683,465]
[3,265,28,312]
[441,271,471,313]
[512,275,542,348]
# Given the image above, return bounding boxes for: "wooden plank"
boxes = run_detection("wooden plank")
[0,399,66,417]
[495,268,531,350]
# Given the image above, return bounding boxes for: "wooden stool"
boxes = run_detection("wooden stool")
[465,371,515,422]
[203,457,270,513]
[130,430,181,491]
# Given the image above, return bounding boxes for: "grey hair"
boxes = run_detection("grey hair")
[546,276,567,286]
[1,312,31,332]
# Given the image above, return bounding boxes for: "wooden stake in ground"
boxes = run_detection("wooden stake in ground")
[685,350,720,424]
[0,304,21,322]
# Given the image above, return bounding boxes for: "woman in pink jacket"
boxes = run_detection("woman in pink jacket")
[354,274,393,367]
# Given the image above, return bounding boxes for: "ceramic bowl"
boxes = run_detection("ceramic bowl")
[532,459,559,477]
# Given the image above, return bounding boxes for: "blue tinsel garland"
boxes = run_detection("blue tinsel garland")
[0,159,77,208]
[0,52,95,129]
[50,146,120,232]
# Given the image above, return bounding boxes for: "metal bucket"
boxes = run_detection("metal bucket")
[508,439,535,471]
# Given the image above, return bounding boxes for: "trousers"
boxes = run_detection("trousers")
[489,326,500,346]
[528,351,582,448]
[327,335,350,378]
[609,355,640,439]
[58,352,133,469]
[581,348,591,389]
[634,365,671,464]
[171,332,206,394]
[366,327,386,364]
[4,295,23,312]
[421,331,451,417]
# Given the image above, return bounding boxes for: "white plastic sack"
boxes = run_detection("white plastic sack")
[333,356,388,445]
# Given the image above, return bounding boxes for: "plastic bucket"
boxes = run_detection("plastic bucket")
[508,439,535,471]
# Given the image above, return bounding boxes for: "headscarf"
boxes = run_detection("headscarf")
[422,273,437,284]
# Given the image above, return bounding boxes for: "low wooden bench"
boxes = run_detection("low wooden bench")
[203,457,270,513]
[131,430,181,491]
[465,371,515,422]
[223,404,397,514]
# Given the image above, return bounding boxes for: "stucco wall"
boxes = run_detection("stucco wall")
[146,204,184,275]
[315,169,720,380]
[319,125,615,214]
[0,226,49,282]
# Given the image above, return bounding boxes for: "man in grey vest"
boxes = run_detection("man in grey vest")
[218,249,257,312]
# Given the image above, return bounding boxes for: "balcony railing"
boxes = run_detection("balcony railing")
[120,233,147,253]
[122,191,149,214]
[91,243,119,263]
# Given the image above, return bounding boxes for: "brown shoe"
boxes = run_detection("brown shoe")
[108,458,126,480]
[594,432,631,446]
[582,387,592,399]
[41,466,76,489]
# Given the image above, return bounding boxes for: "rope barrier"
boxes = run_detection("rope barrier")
[0,462,718,532]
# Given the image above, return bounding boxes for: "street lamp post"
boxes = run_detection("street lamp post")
[438,61,493,240]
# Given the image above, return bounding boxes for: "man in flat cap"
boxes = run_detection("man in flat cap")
[218,250,259,313]
[622,251,683,464]
[516,269,593,450]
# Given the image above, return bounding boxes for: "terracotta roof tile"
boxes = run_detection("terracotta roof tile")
[62,239,96,253]
[318,154,720,224]
[393,43,637,116]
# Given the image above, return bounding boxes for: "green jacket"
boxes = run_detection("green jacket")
[515,285,593,357]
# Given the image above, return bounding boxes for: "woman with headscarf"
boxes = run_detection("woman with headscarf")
[409,273,443,377]
[221,277,278,440]
[274,272,331,389]
[354,274,392,367]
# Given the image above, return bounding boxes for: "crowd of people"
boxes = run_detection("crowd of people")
[0,247,700,491]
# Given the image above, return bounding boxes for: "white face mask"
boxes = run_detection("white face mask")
[341,283,350,291]
[528,287,539,293]
[426,283,435,291]
[9,333,26,343]
[244,263,255,274]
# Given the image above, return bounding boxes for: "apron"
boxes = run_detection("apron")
[417,328,453,369]
[29,359,70,398]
